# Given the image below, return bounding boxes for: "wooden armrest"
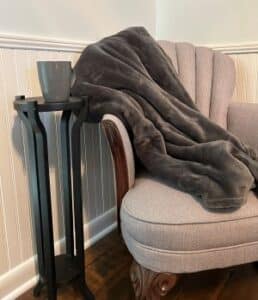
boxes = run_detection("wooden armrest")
[102,118,130,230]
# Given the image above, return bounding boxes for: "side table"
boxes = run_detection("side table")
[14,96,94,300]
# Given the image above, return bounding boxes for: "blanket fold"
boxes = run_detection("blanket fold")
[71,27,258,210]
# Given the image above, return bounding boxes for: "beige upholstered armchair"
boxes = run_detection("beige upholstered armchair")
[102,41,258,299]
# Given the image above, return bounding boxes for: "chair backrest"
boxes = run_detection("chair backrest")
[158,41,236,129]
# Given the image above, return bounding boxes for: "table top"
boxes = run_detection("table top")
[14,96,84,112]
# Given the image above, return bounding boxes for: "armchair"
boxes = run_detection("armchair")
[102,41,258,300]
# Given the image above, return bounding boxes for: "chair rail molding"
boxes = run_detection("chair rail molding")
[0,33,258,54]
[0,33,93,52]
[207,42,258,54]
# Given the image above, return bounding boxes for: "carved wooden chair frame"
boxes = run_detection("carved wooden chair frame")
[102,120,178,300]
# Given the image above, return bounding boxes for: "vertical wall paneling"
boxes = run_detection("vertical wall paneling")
[0,49,23,267]
[81,124,91,223]
[231,53,258,103]
[99,127,106,214]
[3,48,36,263]
[83,123,101,221]
[14,49,36,259]
[100,126,116,212]
[0,176,10,274]
[0,44,116,298]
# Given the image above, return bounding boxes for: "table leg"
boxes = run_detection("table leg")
[71,105,95,300]
[18,111,46,295]
[24,108,57,300]
[60,110,74,257]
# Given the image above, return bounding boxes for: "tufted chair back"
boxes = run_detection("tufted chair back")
[158,41,236,129]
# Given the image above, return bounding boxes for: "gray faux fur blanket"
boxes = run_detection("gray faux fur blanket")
[71,27,258,210]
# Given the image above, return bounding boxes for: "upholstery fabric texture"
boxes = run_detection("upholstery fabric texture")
[122,223,258,273]
[121,173,258,273]
[71,26,258,210]
[158,41,233,128]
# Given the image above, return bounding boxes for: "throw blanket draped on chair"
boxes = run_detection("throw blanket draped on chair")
[71,27,258,210]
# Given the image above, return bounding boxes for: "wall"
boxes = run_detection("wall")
[156,0,258,103]
[0,0,156,41]
[156,0,258,46]
[0,1,156,299]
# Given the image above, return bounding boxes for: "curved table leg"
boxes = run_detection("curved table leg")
[71,104,95,300]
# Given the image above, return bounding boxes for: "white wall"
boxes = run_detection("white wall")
[156,0,258,45]
[0,0,156,41]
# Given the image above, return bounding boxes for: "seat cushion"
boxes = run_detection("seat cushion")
[121,173,258,273]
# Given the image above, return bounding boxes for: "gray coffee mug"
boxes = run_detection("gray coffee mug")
[37,61,74,102]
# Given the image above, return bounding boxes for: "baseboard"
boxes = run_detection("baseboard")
[0,207,117,300]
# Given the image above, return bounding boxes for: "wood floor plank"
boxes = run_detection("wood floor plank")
[85,230,122,267]
[18,230,258,300]
[171,268,231,300]
[219,264,258,300]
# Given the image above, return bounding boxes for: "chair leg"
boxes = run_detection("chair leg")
[130,260,178,300]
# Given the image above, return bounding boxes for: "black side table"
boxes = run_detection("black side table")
[14,96,94,300]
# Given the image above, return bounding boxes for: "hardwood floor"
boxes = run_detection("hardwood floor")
[18,230,258,300]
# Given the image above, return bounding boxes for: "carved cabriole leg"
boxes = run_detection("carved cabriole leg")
[130,260,178,300]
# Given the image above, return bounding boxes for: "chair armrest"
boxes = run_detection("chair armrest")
[102,114,135,228]
[228,102,258,151]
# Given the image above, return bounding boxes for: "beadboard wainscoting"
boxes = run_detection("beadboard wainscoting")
[0,35,258,299]
[231,52,258,102]
[0,38,116,299]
